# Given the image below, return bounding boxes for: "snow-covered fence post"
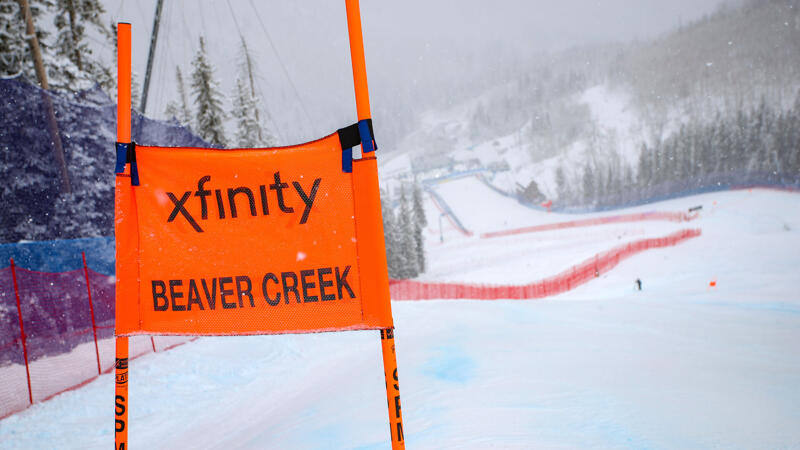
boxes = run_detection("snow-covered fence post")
[81,252,102,375]
[9,258,33,406]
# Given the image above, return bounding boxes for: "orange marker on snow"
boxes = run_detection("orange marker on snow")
[709,280,717,287]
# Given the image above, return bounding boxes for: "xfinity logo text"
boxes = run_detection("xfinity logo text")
[166,172,321,232]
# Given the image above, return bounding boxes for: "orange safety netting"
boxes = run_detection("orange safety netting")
[390,228,702,300]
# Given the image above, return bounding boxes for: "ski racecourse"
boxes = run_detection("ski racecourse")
[1,177,799,449]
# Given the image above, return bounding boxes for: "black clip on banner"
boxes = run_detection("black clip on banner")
[337,119,377,173]
[114,142,139,186]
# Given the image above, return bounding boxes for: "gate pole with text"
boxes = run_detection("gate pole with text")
[115,22,131,450]
[344,1,406,448]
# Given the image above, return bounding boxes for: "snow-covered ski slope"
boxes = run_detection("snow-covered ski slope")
[421,176,699,285]
[1,185,799,449]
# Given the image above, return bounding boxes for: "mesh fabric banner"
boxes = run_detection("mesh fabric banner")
[115,133,392,336]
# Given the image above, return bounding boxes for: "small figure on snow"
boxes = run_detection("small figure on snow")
[635,278,642,291]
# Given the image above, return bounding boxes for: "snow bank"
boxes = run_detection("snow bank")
[1,188,799,449]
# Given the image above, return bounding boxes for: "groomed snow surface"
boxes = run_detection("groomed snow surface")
[1,183,799,449]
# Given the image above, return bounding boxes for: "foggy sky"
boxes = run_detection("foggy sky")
[103,0,728,144]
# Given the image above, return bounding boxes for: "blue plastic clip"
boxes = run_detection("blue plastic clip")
[114,141,139,186]
[115,142,127,173]
[130,160,139,186]
[358,119,375,153]
[342,147,353,173]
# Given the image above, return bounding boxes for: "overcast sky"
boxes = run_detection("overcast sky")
[103,0,729,143]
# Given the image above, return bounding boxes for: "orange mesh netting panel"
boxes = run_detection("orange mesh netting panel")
[115,134,392,336]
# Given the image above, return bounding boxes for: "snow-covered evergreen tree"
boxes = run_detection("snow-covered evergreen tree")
[52,0,112,91]
[1,0,58,84]
[381,192,401,279]
[164,101,180,121]
[175,65,192,126]
[232,77,262,148]
[582,162,595,205]
[234,39,275,147]
[413,216,425,274]
[397,185,419,278]
[131,71,141,111]
[0,0,26,77]
[191,37,227,147]
[49,192,102,238]
[555,166,570,203]
[411,182,427,227]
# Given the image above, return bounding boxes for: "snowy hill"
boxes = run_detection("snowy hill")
[1,185,798,448]
[383,1,800,209]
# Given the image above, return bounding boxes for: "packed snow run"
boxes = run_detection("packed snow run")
[1,186,799,449]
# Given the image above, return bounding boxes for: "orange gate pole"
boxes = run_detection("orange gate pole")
[115,22,131,450]
[344,1,406,448]
[381,327,405,447]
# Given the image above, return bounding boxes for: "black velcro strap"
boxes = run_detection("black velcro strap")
[337,119,377,173]
[114,141,139,185]
[337,119,377,152]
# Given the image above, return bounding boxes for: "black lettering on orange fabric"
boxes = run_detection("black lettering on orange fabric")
[318,267,335,301]
[336,266,355,299]
[292,178,321,224]
[301,269,318,302]
[236,275,254,307]
[262,273,280,306]
[282,271,300,303]
[195,175,212,219]
[270,172,294,213]
[152,280,167,311]
[228,187,257,218]
[169,279,185,311]
[220,277,236,309]
[166,191,203,232]
[187,279,204,310]
[202,278,217,310]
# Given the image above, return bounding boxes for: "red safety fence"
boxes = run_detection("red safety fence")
[0,255,194,420]
[480,211,698,239]
[390,228,702,300]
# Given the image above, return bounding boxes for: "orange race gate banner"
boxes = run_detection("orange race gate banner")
[114,4,406,446]
[115,132,393,336]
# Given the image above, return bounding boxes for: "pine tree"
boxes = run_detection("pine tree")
[582,162,595,206]
[2,0,58,84]
[232,77,262,148]
[49,115,107,238]
[410,183,426,274]
[0,0,26,77]
[236,39,275,147]
[175,66,192,126]
[637,143,651,190]
[604,166,615,206]
[413,218,425,274]
[788,92,800,173]
[131,71,141,112]
[49,192,102,238]
[381,192,401,279]
[191,37,227,147]
[52,0,112,91]
[622,164,634,203]
[164,101,180,121]
[594,165,605,206]
[555,166,570,204]
[411,182,427,227]
[397,186,419,278]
